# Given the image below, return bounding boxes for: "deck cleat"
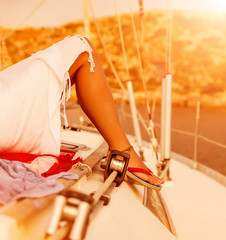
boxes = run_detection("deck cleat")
[104,149,130,186]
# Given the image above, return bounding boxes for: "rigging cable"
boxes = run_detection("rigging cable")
[113,0,144,160]
[89,1,126,92]
[1,0,47,43]
[159,0,173,180]
[128,0,160,162]
[128,0,148,113]
[113,0,130,80]
[165,0,173,74]
[91,0,160,162]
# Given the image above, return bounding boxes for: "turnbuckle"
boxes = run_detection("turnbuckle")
[104,149,130,186]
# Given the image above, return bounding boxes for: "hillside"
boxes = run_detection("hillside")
[1,10,226,106]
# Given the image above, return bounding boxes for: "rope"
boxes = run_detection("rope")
[128,0,149,114]
[114,0,145,158]
[138,0,144,18]
[127,0,159,158]
[113,0,130,79]
[165,0,173,73]
[1,0,47,43]
[136,111,151,138]
[89,1,126,92]
[138,0,145,48]
[74,162,92,176]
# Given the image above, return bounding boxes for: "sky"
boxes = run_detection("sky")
[1,0,226,27]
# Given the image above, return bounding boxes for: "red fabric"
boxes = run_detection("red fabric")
[0,152,48,163]
[0,150,81,177]
[41,150,81,177]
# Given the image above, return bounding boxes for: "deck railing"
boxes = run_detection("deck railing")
[114,95,226,185]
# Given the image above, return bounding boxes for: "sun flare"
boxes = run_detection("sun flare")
[208,0,226,12]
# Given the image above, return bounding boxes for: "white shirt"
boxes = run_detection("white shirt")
[0,35,95,155]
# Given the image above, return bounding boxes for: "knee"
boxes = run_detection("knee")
[83,37,98,54]
[81,37,101,68]
[69,36,101,81]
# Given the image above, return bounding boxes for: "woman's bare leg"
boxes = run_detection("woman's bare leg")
[69,40,164,186]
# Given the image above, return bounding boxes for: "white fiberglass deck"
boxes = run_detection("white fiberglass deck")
[62,130,176,240]
[161,159,226,240]
[62,129,226,240]
[62,130,226,240]
[0,129,225,240]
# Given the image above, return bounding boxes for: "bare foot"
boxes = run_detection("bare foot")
[127,148,165,186]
